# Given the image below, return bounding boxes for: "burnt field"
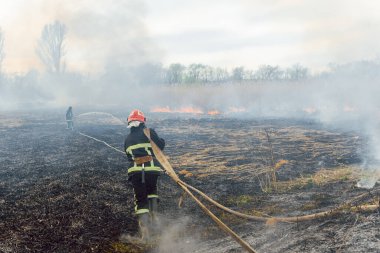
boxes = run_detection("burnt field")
[0,111,379,253]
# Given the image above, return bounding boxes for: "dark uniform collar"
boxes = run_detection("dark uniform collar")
[130,123,146,132]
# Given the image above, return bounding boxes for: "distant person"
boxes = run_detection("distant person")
[124,109,165,240]
[66,106,74,130]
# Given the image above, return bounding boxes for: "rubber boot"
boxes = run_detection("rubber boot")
[148,198,160,235]
[148,198,158,213]
[137,213,150,242]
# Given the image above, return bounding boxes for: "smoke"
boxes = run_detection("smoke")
[156,217,199,253]
[119,216,200,253]
[0,0,164,110]
[1,1,379,187]
[137,60,379,188]
[0,0,161,73]
[60,0,162,72]
[2,61,380,189]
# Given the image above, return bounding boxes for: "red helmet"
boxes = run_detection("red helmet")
[128,109,146,123]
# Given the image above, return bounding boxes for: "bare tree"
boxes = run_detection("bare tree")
[214,67,229,82]
[166,63,185,85]
[285,63,309,81]
[254,65,283,81]
[0,27,4,73]
[36,21,66,73]
[232,66,244,81]
[185,63,207,83]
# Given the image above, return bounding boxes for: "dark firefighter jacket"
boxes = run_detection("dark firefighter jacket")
[66,108,73,120]
[124,124,165,177]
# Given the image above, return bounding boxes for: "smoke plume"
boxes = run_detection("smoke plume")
[0,1,379,187]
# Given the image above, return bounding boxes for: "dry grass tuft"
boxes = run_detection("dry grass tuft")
[226,195,254,207]
[265,218,278,226]
[312,167,358,186]
[109,242,143,253]
[179,169,194,177]
[275,160,288,170]
[300,202,319,211]
[274,166,359,192]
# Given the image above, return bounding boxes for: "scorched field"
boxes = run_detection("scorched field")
[0,110,379,253]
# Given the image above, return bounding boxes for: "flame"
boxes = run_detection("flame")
[207,110,220,115]
[150,106,249,115]
[151,106,172,113]
[150,106,203,114]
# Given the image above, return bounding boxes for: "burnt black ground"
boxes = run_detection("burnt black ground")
[0,111,379,253]
[0,113,136,252]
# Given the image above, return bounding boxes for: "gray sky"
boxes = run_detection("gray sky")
[0,0,379,73]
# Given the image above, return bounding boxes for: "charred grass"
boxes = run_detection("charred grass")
[0,112,379,253]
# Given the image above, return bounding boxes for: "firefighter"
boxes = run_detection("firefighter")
[66,106,74,130]
[124,109,165,240]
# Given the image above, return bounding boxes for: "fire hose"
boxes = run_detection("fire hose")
[179,180,379,224]
[76,129,380,253]
[142,128,258,253]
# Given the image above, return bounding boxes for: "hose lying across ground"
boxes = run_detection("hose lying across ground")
[76,128,379,253]
[180,181,379,224]
[143,128,258,253]
[78,132,125,154]
[142,128,379,252]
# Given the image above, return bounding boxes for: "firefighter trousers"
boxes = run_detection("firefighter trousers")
[66,120,74,130]
[130,172,159,215]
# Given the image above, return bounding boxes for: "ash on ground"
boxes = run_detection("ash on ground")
[1,111,379,253]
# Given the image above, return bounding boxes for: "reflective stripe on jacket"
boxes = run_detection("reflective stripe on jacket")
[124,125,165,175]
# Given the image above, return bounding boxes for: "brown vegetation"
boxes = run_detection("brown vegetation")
[0,113,378,253]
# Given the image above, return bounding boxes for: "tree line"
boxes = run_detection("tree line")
[0,20,309,84]
[1,20,380,87]
[136,62,309,85]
